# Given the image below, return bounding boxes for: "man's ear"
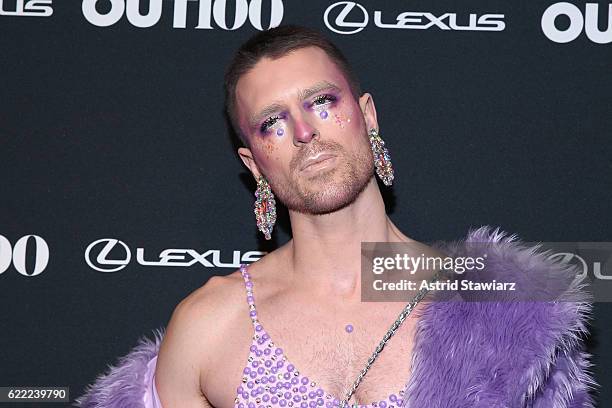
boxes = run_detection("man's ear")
[238,147,262,179]
[358,92,379,132]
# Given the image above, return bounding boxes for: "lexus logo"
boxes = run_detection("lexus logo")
[85,238,265,272]
[85,238,131,272]
[323,1,505,35]
[324,1,368,35]
[549,251,612,280]
[548,252,589,279]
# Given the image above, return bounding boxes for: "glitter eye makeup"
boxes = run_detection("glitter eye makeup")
[258,93,339,136]
[310,94,338,112]
[260,112,287,135]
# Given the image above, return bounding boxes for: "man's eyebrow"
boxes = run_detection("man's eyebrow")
[297,80,341,101]
[248,81,342,128]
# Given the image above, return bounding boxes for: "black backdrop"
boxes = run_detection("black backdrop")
[1,0,610,406]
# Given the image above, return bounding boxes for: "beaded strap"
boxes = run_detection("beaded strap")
[240,263,260,330]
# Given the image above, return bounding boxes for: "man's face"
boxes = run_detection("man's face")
[235,46,377,215]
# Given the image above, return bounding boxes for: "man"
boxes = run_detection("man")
[76,25,596,408]
[156,24,447,407]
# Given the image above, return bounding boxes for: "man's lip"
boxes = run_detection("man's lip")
[300,153,337,171]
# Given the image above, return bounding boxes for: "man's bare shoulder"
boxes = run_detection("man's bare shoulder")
[179,271,247,318]
[160,270,247,359]
[155,269,248,407]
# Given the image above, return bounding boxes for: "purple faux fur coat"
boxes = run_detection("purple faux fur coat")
[75,226,598,408]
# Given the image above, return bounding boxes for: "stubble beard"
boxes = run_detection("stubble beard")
[268,139,375,216]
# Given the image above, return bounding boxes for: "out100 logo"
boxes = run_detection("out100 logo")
[82,0,284,29]
[0,235,49,276]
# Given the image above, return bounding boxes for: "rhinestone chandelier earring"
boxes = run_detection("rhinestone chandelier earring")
[254,175,277,240]
[369,128,394,186]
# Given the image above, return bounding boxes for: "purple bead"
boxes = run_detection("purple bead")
[284,373,291,380]
[250,310,257,317]
[262,333,270,340]
[252,361,259,368]
[326,403,333,408]
[345,324,354,333]
[248,403,256,408]
[279,400,287,407]
[250,345,257,352]
[256,350,263,357]
[287,364,295,372]
[263,394,270,402]
[264,348,272,355]
[309,402,317,408]
[317,398,324,406]
[332,399,339,406]
[316,389,324,397]
[265,360,272,367]
[246,281,253,288]
[301,402,308,408]
[275,348,283,355]
[299,385,307,393]
[242,392,249,399]
[389,395,397,402]
[294,395,301,403]
[248,296,255,303]
[250,389,258,397]
[247,381,254,389]
[239,404,245,408]
[272,396,279,404]
[277,361,284,368]
[291,377,299,385]
[257,367,265,374]
[379,402,387,408]
[308,391,316,398]
[301,377,309,385]
[284,392,292,399]
[250,372,258,379]
[243,367,251,374]
[320,110,328,119]
[271,367,278,374]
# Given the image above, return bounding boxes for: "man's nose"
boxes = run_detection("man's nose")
[292,114,319,146]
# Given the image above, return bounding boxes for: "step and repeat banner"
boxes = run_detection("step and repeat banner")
[1,0,611,405]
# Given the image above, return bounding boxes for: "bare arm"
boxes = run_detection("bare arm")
[154,276,225,408]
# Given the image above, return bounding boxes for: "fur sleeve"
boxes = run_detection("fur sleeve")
[74,328,165,408]
[531,343,597,407]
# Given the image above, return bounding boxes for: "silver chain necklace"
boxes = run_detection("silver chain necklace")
[339,270,442,408]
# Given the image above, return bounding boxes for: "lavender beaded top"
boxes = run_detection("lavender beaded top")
[234,264,407,408]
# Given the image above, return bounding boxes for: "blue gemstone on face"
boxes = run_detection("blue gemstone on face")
[277,128,284,136]
[320,110,328,119]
